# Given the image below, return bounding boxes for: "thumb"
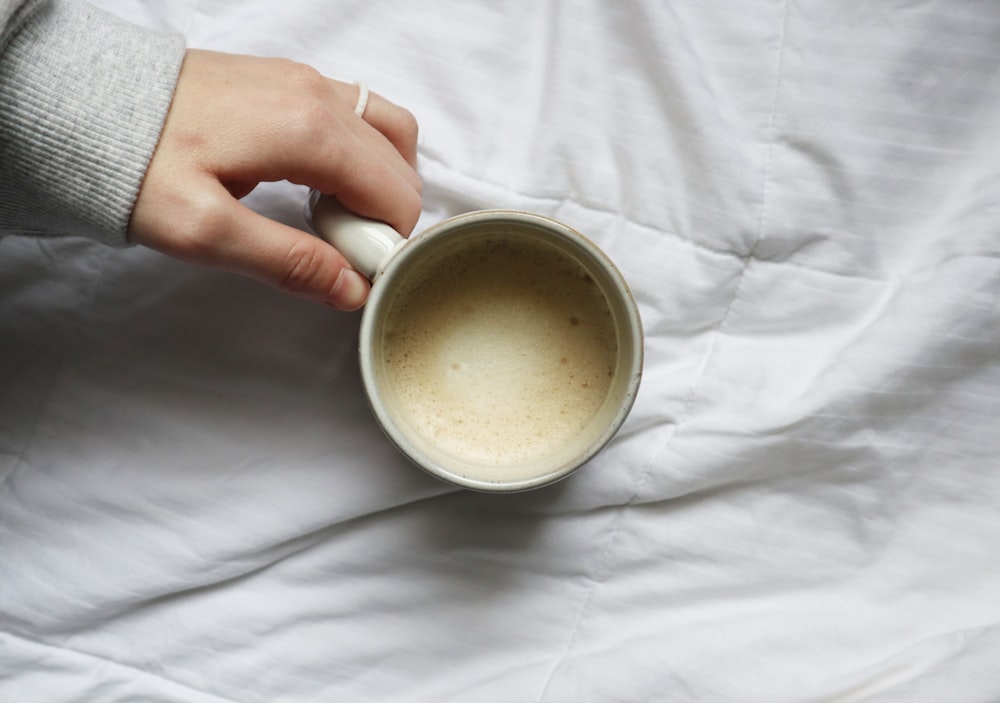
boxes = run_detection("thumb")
[162,195,371,310]
[131,174,372,309]
[202,197,371,310]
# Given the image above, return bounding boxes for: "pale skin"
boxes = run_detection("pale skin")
[129,49,422,310]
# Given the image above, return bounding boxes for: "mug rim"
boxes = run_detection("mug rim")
[359,209,644,492]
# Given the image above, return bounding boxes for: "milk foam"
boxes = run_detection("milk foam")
[381,235,618,468]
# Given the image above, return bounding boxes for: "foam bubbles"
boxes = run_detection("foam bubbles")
[381,235,618,468]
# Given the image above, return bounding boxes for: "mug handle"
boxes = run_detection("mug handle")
[305,190,406,282]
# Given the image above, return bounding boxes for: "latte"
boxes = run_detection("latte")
[380,233,619,470]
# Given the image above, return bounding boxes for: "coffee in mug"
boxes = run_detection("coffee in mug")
[307,194,642,492]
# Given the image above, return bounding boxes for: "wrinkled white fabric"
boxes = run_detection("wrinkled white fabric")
[2,1,1000,702]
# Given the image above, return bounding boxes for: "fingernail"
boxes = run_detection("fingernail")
[330,268,369,311]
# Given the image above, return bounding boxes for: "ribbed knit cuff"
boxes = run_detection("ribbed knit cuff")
[0,0,185,245]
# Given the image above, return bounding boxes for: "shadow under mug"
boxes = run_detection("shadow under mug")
[306,191,643,492]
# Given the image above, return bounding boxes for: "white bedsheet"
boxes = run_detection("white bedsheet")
[3,1,1000,701]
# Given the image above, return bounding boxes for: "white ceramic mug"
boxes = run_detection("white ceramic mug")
[307,192,643,492]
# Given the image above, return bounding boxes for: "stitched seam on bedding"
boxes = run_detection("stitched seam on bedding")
[416,147,895,285]
[533,2,792,699]
[0,629,241,703]
[641,0,793,475]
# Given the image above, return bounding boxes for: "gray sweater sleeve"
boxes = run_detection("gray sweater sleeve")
[0,0,186,245]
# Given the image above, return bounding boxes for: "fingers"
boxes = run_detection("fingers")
[199,58,421,236]
[134,178,371,310]
[289,78,421,236]
[221,197,372,310]
[332,80,420,169]
[307,129,421,238]
[129,50,424,310]
[243,212,374,310]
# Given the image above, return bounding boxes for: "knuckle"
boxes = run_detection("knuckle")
[288,100,333,143]
[278,71,346,146]
[166,193,233,261]
[395,190,423,235]
[279,59,327,94]
[279,240,329,295]
[391,107,420,144]
[385,106,420,156]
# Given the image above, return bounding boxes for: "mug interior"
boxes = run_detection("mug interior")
[360,211,642,492]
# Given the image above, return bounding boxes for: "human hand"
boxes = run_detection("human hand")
[128,49,422,310]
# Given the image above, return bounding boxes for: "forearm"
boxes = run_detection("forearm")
[0,0,185,244]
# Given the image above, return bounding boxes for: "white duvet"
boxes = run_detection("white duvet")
[3,1,1000,701]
